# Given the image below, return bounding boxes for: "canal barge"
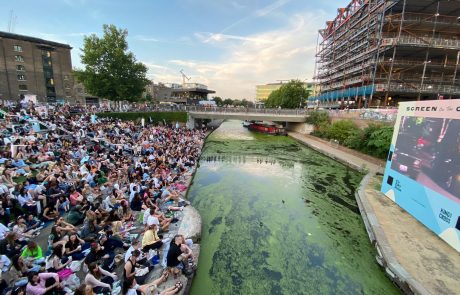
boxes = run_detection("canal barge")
[247,121,287,135]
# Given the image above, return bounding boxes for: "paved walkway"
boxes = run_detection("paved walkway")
[289,132,460,295]
[288,132,385,174]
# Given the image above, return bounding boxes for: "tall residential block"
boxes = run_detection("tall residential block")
[0,31,75,103]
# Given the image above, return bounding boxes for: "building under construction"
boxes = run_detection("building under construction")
[310,0,460,108]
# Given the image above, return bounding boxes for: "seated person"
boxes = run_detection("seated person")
[122,273,177,295]
[45,244,72,272]
[84,262,117,294]
[84,242,114,271]
[124,250,151,284]
[54,217,77,237]
[16,188,38,215]
[25,214,42,230]
[99,233,127,255]
[69,187,83,206]
[13,255,41,275]
[26,271,65,295]
[142,224,163,252]
[42,203,59,222]
[13,216,37,244]
[20,241,45,268]
[167,235,193,278]
[0,232,22,258]
[66,205,85,226]
[65,233,91,261]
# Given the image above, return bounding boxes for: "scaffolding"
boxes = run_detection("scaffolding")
[311,0,460,108]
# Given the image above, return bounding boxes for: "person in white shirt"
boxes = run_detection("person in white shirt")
[124,240,145,263]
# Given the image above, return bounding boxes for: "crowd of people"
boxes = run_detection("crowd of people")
[0,101,205,295]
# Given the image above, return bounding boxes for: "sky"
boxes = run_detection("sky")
[1,0,346,100]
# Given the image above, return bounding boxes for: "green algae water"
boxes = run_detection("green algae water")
[188,121,400,295]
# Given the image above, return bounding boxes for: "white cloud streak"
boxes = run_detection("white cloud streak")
[145,12,324,100]
[134,35,159,42]
[221,0,291,34]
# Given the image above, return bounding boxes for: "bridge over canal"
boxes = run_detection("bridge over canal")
[186,107,308,128]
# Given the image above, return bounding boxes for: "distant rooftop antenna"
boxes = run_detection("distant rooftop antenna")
[8,10,13,32]
[8,10,17,33]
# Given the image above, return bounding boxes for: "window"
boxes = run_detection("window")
[16,65,25,71]
[17,74,26,81]
[13,45,23,52]
[19,84,28,91]
[15,55,24,62]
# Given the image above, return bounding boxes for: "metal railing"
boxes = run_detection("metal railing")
[187,106,308,116]
[382,35,460,50]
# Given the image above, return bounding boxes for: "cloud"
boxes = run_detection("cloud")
[221,0,291,34]
[144,12,323,100]
[255,0,291,17]
[194,32,270,44]
[134,35,159,42]
[169,60,198,68]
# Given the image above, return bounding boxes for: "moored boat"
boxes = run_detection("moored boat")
[247,121,287,135]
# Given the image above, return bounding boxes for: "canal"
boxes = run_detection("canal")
[188,120,400,295]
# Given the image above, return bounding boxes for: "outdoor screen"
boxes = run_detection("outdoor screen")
[381,100,460,252]
[391,116,460,201]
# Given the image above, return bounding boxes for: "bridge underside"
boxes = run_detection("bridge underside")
[188,112,307,123]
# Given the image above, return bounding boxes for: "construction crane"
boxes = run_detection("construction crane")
[180,69,191,86]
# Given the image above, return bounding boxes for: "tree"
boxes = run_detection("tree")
[74,24,149,102]
[223,98,234,106]
[265,80,309,109]
[211,96,223,106]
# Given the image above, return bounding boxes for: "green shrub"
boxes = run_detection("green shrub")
[96,112,187,123]
[364,125,393,159]
[326,120,359,144]
[343,123,393,159]
[308,115,393,160]
[344,128,363,150]
[305,111,330,127]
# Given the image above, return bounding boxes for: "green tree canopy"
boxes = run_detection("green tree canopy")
[211,96,223,106]
[74,24,149,102]
[264,80,309,109]
[223,98,234,106]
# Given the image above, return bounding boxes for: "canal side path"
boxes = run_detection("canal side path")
[289,132,460,295]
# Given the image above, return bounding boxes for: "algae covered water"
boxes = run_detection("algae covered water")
[188,121,400,295]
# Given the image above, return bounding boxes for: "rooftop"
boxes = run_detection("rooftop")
[0,31,72,49]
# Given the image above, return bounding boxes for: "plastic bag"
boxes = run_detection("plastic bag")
[63,273,80,291]
[69,260,82,272]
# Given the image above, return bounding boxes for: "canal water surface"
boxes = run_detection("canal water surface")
[188,121,400,295]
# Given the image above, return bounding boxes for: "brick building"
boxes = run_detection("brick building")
[0,31,75,103]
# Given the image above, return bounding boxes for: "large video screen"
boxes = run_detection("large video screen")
[381,100,460,253]
[391,116,460,201]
